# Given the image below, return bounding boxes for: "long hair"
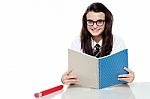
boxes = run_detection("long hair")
[80,2,113,57]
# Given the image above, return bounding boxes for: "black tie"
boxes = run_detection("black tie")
[93,44,101,58]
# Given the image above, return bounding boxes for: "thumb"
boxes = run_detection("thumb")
[64,70,72,75]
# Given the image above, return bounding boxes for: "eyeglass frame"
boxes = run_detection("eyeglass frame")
[86,19,105,26]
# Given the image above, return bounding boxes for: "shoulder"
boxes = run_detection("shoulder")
[70,35,81,52]
[113,35,124,42]
[71,35,80,44]
[111,35,126,54]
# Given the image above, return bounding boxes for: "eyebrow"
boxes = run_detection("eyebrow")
[86,19,105,21]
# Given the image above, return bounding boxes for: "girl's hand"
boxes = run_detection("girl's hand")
[118,67,135,83]
[61,70,78,85]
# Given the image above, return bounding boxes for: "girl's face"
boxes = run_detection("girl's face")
[86,11,105,37]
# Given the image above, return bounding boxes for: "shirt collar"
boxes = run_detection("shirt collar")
[91,38,103,48]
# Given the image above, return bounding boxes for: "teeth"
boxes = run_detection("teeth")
[93,29,98,31]
[92,29,99,31]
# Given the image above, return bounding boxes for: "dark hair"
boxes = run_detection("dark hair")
[80,2,113,57]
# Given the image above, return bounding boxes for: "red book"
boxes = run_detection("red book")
[34,85,63,98]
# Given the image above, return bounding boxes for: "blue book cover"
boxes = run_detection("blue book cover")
[68,49,128,89]
[98,49,128,88]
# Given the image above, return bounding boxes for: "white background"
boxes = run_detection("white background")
[0,0,150,99]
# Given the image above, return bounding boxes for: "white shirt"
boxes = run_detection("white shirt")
[70,35,126,55]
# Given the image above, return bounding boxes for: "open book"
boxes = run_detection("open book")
[68,49,128,89]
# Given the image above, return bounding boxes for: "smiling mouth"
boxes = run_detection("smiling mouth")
[91,28,100,31]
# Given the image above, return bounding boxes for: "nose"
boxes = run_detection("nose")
[93,22,98,28]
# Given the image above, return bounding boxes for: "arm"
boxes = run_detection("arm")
[113,35,135,83]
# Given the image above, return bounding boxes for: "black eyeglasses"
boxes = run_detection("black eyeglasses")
[86,19,105,26]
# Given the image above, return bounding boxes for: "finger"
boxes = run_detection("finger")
[118,74,133,78]
[123,67,132,73]
[118,77,130,81]
[64,70,72,75]
[118,77,134,83]
[69,75,78,79]
[64,79,78,85]
[63,75,78,80]
[67,79,78,83]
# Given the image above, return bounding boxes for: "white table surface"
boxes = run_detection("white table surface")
[37,82,150,99]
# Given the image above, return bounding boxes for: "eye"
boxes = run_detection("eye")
[87,20,94,25]
[97,20,103,24]
[87,20,93,23]
[97,20,105,26]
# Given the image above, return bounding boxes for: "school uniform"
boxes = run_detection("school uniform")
[70,35,126,55]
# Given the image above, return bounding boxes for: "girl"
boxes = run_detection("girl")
[61,2,134,85]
